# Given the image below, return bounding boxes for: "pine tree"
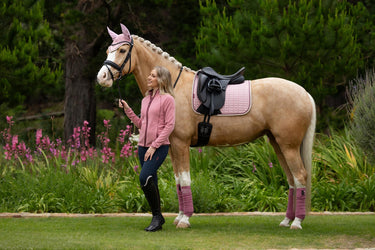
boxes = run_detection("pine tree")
[195,0,372,127]
[0,0,63,108]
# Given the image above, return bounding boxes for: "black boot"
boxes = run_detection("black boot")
[141,176,165,232]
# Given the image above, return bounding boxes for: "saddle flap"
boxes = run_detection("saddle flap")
[197,73,209,102]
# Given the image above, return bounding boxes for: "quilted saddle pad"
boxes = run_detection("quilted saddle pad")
[192,72,252,116]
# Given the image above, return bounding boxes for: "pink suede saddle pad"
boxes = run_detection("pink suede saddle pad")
[192,72,252,116]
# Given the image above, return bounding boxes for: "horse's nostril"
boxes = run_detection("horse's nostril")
[103,72,107,79]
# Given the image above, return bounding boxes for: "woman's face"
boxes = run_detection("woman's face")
[147,69,159,90]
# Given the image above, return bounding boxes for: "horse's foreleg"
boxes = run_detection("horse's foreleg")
[174,171,193,228]
[174,182,184,225]
[170,142,193,228]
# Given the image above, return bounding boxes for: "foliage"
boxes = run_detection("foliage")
[195,0,374,130]
[347,70,375,165]
[313,129,375,211]
[0,0,63,108]
[1,119,375,214]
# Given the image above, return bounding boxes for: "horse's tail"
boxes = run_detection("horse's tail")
[301,93,316,214]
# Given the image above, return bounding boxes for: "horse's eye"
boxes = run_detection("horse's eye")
[119,49,126,53]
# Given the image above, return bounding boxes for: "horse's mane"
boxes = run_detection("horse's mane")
[132,35,195,73]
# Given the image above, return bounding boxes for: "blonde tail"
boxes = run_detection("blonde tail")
[301,93,316,214]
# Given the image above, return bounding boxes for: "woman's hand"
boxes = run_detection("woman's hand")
[118,99,130,110]
[144,147,156,161]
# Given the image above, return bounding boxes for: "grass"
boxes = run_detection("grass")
[0,215,374,249]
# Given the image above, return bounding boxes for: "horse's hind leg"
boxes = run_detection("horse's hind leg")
[268,135,296,228]
[279,145,307,229]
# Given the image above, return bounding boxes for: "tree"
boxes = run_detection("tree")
[56,1,111,144]
[46,0,201,142]
[195,0,373,130]
[0,0,63,109]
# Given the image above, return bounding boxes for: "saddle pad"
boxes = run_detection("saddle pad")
[192,72,252,116]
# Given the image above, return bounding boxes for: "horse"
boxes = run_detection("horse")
[96,24,316,230]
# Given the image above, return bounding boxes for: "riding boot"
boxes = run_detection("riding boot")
[141,176,165,232]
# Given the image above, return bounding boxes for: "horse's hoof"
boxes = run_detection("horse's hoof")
[173,219,180,225]
[176,221,191,228]
[290,218,303,229]
[290,224,302,230]
[176,214,191,228]
[279,217,291,227]
[173,211,184,225]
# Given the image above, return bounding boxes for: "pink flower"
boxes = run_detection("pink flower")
[133,165,139,173]
[12,135,18,150]
[6,116,14,126]
[36,129,42,145]
[103,119,111,130]
[268,162,273,168]
[252,164,257,173]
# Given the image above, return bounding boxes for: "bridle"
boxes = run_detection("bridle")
[103,37,134,83]
[102,36,182,100]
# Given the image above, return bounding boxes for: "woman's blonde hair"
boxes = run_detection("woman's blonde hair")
[153,66,174,97]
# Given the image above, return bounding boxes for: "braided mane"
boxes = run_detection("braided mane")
[132,35,195,73]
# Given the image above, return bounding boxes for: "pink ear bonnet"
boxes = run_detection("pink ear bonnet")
[107,24,132,52]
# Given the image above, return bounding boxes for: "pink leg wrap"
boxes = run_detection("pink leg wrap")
[295,188,306,220]
[286,188,295,220]
[176,184,183,212]
[181,186,194,217]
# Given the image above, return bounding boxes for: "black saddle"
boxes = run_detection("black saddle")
[192,66,245,147]
[197,66,245,116]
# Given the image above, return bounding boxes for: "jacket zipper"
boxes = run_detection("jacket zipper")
[143,94,155,146]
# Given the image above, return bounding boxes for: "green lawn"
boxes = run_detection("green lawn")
[0,215,374,249]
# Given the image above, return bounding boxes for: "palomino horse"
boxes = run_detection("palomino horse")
[97,24,316,230]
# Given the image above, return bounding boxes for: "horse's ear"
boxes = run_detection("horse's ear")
[107,27,118,40]
[120,23,131,41]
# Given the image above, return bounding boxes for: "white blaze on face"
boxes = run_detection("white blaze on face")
[96,51,117,87]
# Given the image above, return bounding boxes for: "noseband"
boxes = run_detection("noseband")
[103,37,134,83]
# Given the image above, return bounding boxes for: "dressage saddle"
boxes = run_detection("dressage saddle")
[197,66,245,116]
[192,66,245,147]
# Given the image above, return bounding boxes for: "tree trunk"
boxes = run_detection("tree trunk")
[64,42,96,144]
[62,0,116,144]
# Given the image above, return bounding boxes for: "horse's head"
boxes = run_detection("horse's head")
[97,24,134,87]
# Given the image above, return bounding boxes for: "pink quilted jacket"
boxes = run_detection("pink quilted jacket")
[124,90,175,148]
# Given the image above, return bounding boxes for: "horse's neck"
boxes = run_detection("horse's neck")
[132,37,193,95]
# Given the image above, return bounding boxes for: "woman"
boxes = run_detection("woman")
[119,66,175,232]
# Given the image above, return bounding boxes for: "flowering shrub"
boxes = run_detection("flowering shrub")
[1,116,137,169]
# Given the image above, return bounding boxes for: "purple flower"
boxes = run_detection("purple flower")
[133,165,139,173]
[268,162,273,168]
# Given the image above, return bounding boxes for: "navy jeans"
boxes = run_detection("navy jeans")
[138,145,169,186]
